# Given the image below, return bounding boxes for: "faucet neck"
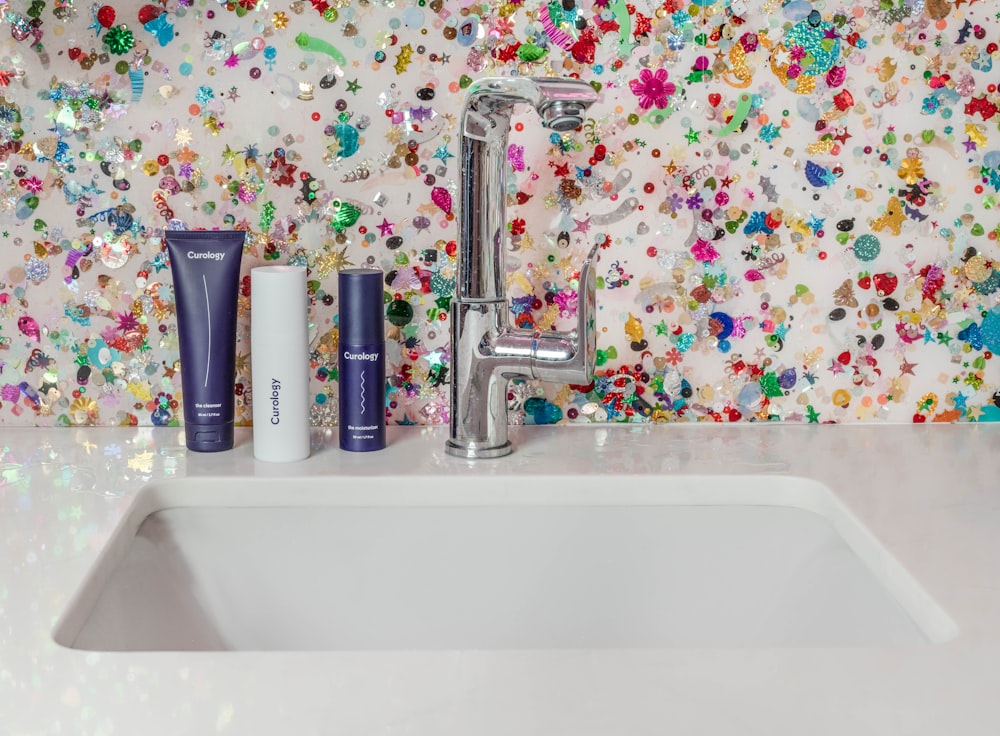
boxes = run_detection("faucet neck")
[456,77,597,304]
[457,130,509,302]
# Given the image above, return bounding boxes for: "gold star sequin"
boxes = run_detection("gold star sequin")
[314,245,353,277]
[966,123,987,147]
[394,44,413,74]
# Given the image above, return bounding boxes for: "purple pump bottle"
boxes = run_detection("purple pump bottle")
[338,269,386,451]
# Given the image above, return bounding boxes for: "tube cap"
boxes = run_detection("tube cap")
[185,422,234,452]
[338,268,385,345]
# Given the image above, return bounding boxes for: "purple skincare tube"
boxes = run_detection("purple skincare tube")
[165,230,245,452]
[338,268,386,451]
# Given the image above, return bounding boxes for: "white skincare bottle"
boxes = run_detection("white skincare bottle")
[251,266,311,462]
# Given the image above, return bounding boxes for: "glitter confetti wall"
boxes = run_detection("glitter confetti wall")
[0,0,998,428]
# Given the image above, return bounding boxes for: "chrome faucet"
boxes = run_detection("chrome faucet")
[446,76,601,459]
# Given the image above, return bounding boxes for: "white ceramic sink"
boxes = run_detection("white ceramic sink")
[54,475,956,651]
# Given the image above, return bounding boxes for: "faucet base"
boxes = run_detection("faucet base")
[444,438,513,459]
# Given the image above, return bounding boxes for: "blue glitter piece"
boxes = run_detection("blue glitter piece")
[853,234,881,262]
[957,322,983,351]
[980,308,1000,352]
[988,169,1000,192]
[743,211,773,235]
[973,270,1000,295]
[709,311,734,340]
[333,124,360,158]
[675,332,694,352]
[195,86,215,105]
[759,123,780,142]
[805,160,832,188]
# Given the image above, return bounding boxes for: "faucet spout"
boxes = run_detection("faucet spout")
[446,77,600,459]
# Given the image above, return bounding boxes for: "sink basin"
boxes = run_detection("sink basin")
[54,475,956,651]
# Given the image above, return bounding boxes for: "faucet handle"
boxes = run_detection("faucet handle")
[529,242,600,384]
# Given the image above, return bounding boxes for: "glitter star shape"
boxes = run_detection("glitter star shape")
[394,44,414,75]
[432,144,453,162]
[377,218,395,236]
[410,105,433,122]
[314,245,353,277]
[203,116,224,135]
[346,79,362,94]
[684,127,700,144]
[758,176,778,202]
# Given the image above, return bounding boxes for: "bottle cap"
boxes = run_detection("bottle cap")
[251,266,307,336]
[338,268,385,345]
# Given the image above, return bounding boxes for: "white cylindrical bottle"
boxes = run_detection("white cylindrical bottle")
[251,266,311,462]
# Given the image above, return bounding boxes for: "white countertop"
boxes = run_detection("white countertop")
[2,424,999,735]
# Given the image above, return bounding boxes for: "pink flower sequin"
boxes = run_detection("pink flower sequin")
[629,68,676,110]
